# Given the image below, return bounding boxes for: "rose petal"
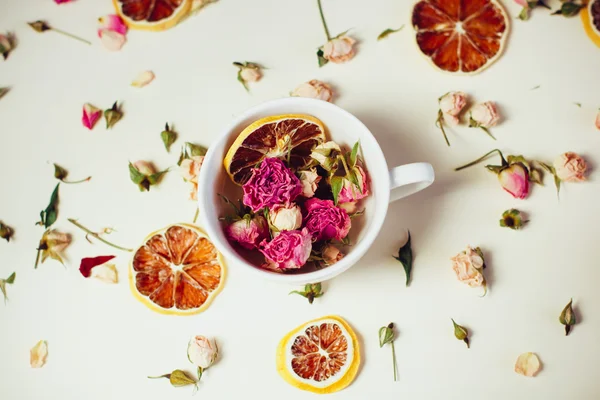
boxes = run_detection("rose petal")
[99,30,126,52]
[82,103,101,130]
[79,255,116,278]
[131,71,155,88]
[98,15,128,35]
[515,352,541,377]
[30,340,48,368]
[91,263,118,284]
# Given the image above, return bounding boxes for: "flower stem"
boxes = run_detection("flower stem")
[61,176,91,184]
[34,246,42,269]
[391,340,398,381]
[436,110,451,147]
[317,0,332,41]
[454,149,504,171]
[479,126,496,141]
[51,28,91,45]
[193,207,199,224]
[68,219,133,252]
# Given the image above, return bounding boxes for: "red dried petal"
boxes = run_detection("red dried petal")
[79,255,116,278]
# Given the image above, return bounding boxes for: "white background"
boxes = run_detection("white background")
[1,0,600,399]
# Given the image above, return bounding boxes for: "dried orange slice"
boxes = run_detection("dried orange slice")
[224,114,326,185]
[582,0,600,48]
[113,0,192,31]
[412,0,509,74]
[129,224,225,315]
[276,316,360,394]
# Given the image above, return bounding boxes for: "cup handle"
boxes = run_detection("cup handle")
[389,163,435,203]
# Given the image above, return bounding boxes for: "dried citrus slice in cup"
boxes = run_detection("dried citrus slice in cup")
[224,114,326,185]
[276,315,360,394]
[129,223,225,315]
[113,0,192,31]
[411,0,509,74]
[582,0,600,48]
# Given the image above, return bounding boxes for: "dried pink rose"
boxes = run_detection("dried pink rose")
[322,244,343,265]
[303,198,351,242]
[180,155,204,200]
[97,15,127,51]
[299,169,321,198]
[498,163,530,199]
[451,246,485,288]
[338,165,370,204]
[242,158,302,212]
[322,35,357,64]
[259,228,312,270]
[292,80,333,102]
[439,91,467,117]
[470,101,500,128]
[269,204,302,232]
[515,352,541,377]
[553,152,587,182]
[82,103,102,130]
[226,215,269,250]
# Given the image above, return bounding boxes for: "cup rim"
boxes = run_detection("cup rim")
[198,97,390,284]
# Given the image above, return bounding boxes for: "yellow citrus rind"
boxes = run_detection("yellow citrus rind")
[112,0,192,32]
[581,2,600,49]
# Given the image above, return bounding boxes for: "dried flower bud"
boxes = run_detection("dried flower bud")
[0,33,12,60]
[0,222,13,242]
[30,340,48,368]
[161,123,177,153]
[129,161,168,192]
[559,298,576,335]
[28,21,51,33]
[500,209,527,230]
[289,283,324,304]
[149,369,198,388]
[451,319,470,348]
[104,101,123,129]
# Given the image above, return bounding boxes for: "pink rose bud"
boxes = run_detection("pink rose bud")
[498,163,529,199]
[291,80,333,102]
[98,15,128,35]
[269,204,302,232]
[338,165,370,204]
[470,102,500,128]
[553,152,587,182]
[242,158,302,212]
[451,246,485,288]
[240,66,262,83]
[299,169,321,198]
[322,35,357,64]
[322,244,343,266]
[439,91,467,117]
[595,110,600,131]
[82,103,102,130]
[259,228,312,270]
[226,215,269,250]
[303,198,351,242]
[132,160,156,176]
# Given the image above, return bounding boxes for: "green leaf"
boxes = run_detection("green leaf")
[147,169,169,185]
[393,231,413,286]
[349,141,359,168]
[5,272,15,284]
[451,319,470,348]
[289,282,323,304]
[38,183,60,229]
[539,162,561,196]
[237,69,249,91]
[553,2,583,16]
[128,163,146,185]
[378,324,394,347]
[317,48,328,67]
[160,123,177,153]
[573,102,582,108]
[53,164,68,180]
[377,25,404,40]
[330,176,344,205]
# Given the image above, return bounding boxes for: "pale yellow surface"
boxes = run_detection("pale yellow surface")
[0,0,600,399]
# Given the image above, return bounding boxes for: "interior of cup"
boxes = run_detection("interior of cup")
[200,97,390,282]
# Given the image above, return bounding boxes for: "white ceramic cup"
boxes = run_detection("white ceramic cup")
[198,97,434,285]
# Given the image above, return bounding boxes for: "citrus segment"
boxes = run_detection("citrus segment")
[113,0,192,31]
[224,115,326,185]
[412,0,509,74]
[276,316,360,394]
[129,224,225,316]
[581,0,600,48]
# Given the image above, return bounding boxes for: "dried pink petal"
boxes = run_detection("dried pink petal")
[91,263,118,284]
[515,352,541,377]
[98,29,126,52]
[131,71,155,88]
[98,15,128,35]
[30,340,48,368]
[82,103,101,130]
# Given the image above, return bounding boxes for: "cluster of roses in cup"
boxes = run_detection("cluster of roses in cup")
[224,142,369,272]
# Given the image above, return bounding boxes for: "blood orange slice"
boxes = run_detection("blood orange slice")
[412,0,509,74]
[224,114,326,185]
[129,224,225,315]
[113,0,192,31]
[582,0,600,48]
[276,316,360,394]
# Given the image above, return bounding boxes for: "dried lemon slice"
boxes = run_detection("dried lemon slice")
[113,0,192,31]
[129,224,225,316]
[276,315,360,394]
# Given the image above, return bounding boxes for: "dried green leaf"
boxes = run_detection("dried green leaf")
[559,298,576,335]
[393,231,413,286]
[161,123,177,153]
[552,2,583,16]
[530,85,540,90]
[539,162,560,196]
[147,170,169,185]
[377,25,404,40]
[452,319,470,348]
[0,272,15,303]
[149,369,198,387]
[178,142,208,165]
[317,48,328,67]
[5,272,15,284]
[37,183,60,229]
[237,69,248,91]
[573,102,582,108]
[289,283,323,304]
[330,176,344,205]
[0,222,13,242]
[349,141,360,168]
[128,163,146,185]
[378,324,394,347]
